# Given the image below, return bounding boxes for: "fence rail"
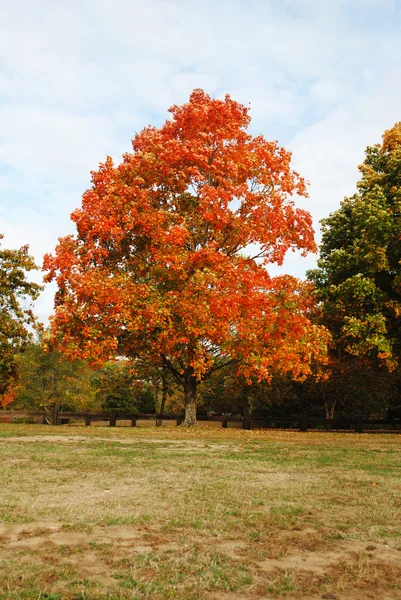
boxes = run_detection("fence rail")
[1,409,401,433]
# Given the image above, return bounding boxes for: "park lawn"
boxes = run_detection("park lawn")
[0,424,401,600]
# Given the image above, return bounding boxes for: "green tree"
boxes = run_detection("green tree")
[130,356,180,415]
[308,123,401,370]
[298,361,397,419]
[12,337,98,411]
[94,361,156,413]
[0,235,42,404]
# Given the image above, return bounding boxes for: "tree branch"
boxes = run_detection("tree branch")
[249,249,266,261]
[203,358,242,381]
[161,354,184,385]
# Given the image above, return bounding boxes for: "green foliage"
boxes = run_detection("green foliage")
[308,122,401,370]
[130,357,182,414]
[0,235,42,402]
[198,360,399,419]
[94,361,156,413]
[199,368,244,414]
[135,387,156,413]
[299,360,398,419]
[12,338,98,411]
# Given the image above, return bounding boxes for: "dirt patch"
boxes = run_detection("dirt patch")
[0,435,93,443]
[218,540,247,558]
[157,541,182,551]
[2,521,400,568]
[256,542,401,574]
[306,592,401,600]
[62,551,116,586]
[0,435,242,451]
[0,521,184,554]
[97,525,142,541]
[0,434,209,445]
[0,520,162,590]
[206,594,250,600]
[258,549,343,574]
[206,590,401,600]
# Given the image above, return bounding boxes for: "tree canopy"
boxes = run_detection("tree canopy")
[308,122,401,371]
[0,235,42,405]
[44,89,328,424]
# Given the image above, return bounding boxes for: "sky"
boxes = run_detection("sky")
[1,0,401,324]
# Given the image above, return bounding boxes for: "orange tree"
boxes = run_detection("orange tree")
[44,90,328,425]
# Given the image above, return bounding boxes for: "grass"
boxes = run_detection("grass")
[0,424,401,599]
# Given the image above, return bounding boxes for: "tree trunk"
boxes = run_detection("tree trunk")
[183,368,197,426]
[160,359,168,417]
[241,386,251,430]
[325,400,336,420]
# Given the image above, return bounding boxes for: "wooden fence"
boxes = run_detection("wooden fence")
[1,409,401,433]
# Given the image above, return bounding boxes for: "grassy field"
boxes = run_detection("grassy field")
[1,424,401,600]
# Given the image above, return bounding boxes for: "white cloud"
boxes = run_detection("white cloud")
[0,105,126,182]
[1,0,401,319]
[289,64,401,227]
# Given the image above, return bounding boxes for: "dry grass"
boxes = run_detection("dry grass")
[1,424,401,599]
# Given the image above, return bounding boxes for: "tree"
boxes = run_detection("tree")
[93,362,135,413]
[308,122,401,371]
[130,356,180,415]
[93,361,155,413]
[44,90,328,425]
[12,336,98,412]
[299,359,397,419]
[0,235,42,402]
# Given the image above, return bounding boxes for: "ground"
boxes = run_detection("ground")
[0,423,401,600]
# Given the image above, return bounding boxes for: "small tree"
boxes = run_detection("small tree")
[12,337,97,412]
[308,122,401,371]
[93,361,156,413]
[44,90,328,425]
[0,235,42,403]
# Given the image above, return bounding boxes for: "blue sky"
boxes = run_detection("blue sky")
[1,0,401,323]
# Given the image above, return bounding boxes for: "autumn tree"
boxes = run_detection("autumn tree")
[0,235,42,405]
[308,122,401,371]
[44,90,328,425]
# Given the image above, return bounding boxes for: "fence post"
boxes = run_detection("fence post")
[299,414,308,432]
[222,417,228,428]
[85,415,91,427]
[355,416,363,433]
[243,414,251,430]
[109,410,117,427]
[131,418,137,427]
[156,418,162,427]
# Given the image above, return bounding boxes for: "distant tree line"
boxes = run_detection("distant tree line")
[3,339,401,420]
